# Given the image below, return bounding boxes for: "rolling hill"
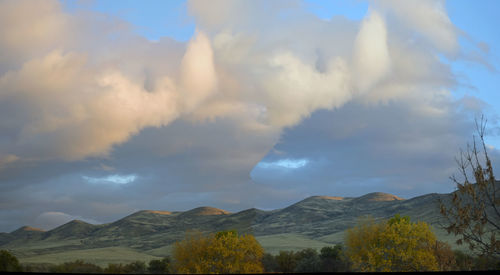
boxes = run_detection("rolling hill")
[0,190,463,265]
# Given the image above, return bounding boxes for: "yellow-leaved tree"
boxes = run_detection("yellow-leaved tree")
[173,230,264,274]
[345,214,439,272]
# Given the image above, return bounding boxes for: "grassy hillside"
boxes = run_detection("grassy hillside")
[1,190,464,265]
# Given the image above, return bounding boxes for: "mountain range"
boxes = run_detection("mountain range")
[0,191,461,266]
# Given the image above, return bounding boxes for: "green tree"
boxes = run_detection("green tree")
[319,245,346,272]
[275,250,297,273]
[439,116,500,257]
[294,248,321,273]
[0,250,22,272]
[261,253,279,272]
[345,214,438,272]
[173,230,264,273]
[148,256,171,274]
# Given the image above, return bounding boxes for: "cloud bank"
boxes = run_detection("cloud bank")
[0,0,495,231]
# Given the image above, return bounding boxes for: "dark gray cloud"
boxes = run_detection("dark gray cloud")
[252,100,475,198]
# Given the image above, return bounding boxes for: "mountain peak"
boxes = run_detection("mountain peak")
[53,219,92,229]
[67,219,89,225]
[12,226,45,233]
[181,206,230,216]
[310,195,344,200]
[45,219,97,239]
[140,210,172,215]
[355,192,404,202]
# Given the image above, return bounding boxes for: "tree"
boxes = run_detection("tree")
[453,249,500,271]
[261,253,279,272]
[439,115,500,257]
[148,256,172,274]
[123,261,146,274]
[49,259,102,273]
[172,230,264,273]
[453,250,475,271]
[275,250,297,273]
[433,240,456,271]
[104,263,126,274]
[319,245,346,272]
[294,248,321,273]
[0,250,22,272]
[345,215,438,272]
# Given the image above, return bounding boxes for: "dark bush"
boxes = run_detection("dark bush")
[22,262,55,273]
[320,244,346,272]
[294,248,321,273]
[148,256,171,274]
[0,250,22,272]
[261,253,279,272]
[123,260,146,274]
[49,259,102,273]
[275,250,297,272]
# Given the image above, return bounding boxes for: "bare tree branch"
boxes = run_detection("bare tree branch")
[439,115,499,258]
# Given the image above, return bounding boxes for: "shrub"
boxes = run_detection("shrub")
[0,250,22,272]
[148,256,171,274]
[49,259,102,273]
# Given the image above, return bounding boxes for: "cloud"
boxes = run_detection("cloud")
[0,0,69,70]
[262,52,351,126]
[353,9,391,93]
[0,23,220,161]
[251,99,474,198]
[180,30,218,112]
[0,50,178,160]
[373,0,459,56]
[0,0,494,232]
[0,0,470,163]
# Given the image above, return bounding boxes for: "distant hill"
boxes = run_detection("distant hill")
[0,190,463,265]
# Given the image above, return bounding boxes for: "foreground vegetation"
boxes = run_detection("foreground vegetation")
[2,214,499,273]
[3,246,499,273]
[346,214,440,271]
[440,116,500,257]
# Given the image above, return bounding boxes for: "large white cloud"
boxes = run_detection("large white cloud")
[0,0,467,163]
[352,9,391,93]
[0,10,218,161]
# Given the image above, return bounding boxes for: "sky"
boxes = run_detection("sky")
[0,0,499,232]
